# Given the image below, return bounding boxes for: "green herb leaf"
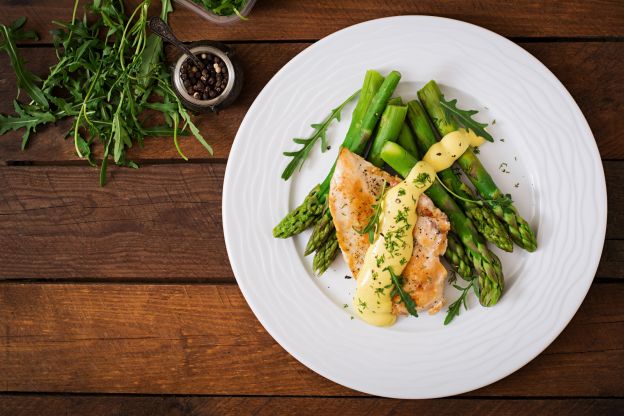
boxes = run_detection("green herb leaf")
[444,280,474,325]
[0,19,48,108]
[354,180,387,243]
[281,89,360,180]
[387,267,418,317]
[0,101,55,149]
[439,97,494,142]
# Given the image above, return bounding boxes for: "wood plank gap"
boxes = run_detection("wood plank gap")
[1,392,623,400]
[13,37,624,50]
[5,158,228,166]
[0,278,236,285]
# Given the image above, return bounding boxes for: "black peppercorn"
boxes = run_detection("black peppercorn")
[180,53,230,101]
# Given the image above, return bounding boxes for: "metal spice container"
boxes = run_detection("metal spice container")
[172,40,244,113]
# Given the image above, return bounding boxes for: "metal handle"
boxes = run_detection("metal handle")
[148,17,203,68]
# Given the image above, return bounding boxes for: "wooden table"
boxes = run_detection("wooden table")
[0,1,622,414]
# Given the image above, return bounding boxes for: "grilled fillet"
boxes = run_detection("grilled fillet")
[328,148,450,314]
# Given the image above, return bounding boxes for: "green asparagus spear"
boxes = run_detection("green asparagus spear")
[418,80,537,252]
[343,70,385,150]
[446,232,474,281]
[380,142,504,306]
[348,70,402,154]
[313,232,339,274]
[397,123,420,159]
[407,100,513,252]
[368,104,408,167]
[273,185,324,238]
[304,208,335,255]
[387,97,403,106]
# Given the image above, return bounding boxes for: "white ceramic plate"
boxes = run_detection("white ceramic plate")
[222,16,606,399]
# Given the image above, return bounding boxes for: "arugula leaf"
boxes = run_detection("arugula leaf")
[0,20,48,108]
[281,89,360,180]
[444,280,478,325]
[354,180,387,243]
[0,101,55,149]
[387,267,418,317]
[440,97,494,142]
[8,17,38,42]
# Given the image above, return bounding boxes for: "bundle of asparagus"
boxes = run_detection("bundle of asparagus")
[273,70,538,323]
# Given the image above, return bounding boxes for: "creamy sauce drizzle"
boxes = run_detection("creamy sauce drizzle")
[354,128,485,326]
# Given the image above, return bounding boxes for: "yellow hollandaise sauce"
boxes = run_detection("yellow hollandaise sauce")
[354,128,485,326]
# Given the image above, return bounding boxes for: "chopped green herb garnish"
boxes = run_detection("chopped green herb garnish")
[375,254,386,268]
[413,172,431,188]
[387,267,418,317]
[354,181,387,243]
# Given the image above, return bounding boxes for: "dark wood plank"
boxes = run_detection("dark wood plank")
[606,161,624,240]
[0,164,230,280]
[0,396,621,416]
[2,0,624,42]
[1,42,623,163]
[1,282,622,396]
[0,163,621,280]
[597,239,624,279]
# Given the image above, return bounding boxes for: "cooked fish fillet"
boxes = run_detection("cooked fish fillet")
[328,148,450,314]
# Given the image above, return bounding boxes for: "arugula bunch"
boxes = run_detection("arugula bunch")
[192,0,248,18]
[0,0,213,185]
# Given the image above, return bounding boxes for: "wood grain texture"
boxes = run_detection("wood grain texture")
[0,164,229,280]
[0,396,622,416]
[597,239,624,279]
[0,42,623,163]
[1,283,622,396]
[2,0,624,42]
[0,162,621,280]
